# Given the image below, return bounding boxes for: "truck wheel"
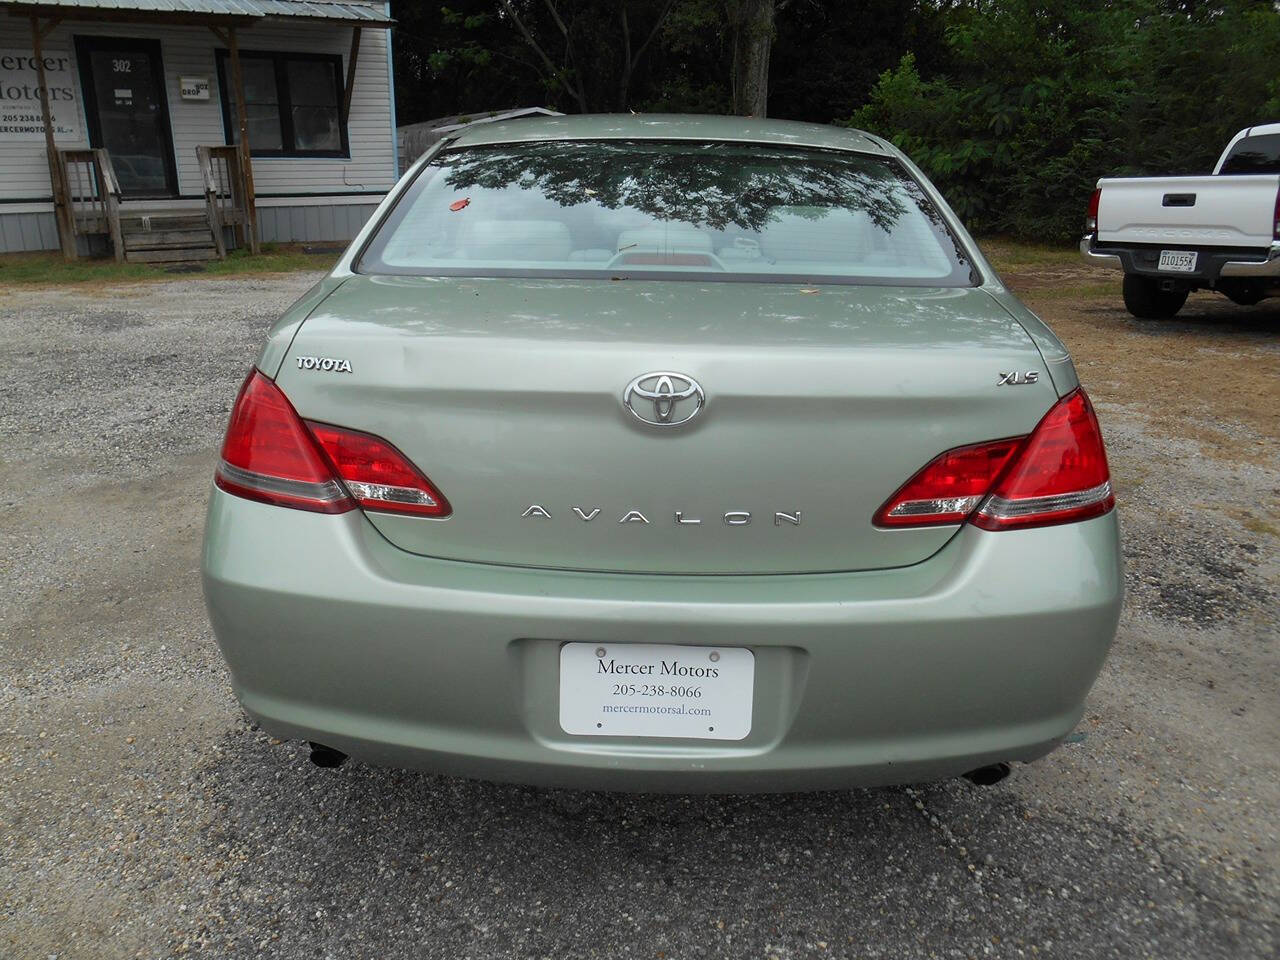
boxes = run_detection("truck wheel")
[1122,275,1189,320]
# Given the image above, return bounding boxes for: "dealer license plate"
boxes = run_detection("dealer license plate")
[558,642,754,740]
[1158,250,1198,272]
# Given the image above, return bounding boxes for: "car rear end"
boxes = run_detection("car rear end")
[203,117,1122,791]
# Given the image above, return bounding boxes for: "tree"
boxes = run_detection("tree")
[727,0,775,116]
[496,0,677,112]
[387,0,1280,244]
[846,0,1280,240]
[391,2,549,121]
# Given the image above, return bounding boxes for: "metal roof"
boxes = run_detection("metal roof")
[448,114,888,155]
[0,0,391,24]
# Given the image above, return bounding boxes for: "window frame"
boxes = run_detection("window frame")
[215,48,349,159]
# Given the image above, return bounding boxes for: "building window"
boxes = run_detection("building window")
[215,50,347,158]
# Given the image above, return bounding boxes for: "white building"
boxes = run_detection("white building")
[0,0,397,259]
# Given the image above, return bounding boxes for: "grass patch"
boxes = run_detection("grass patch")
[0,243,338,288]
[1241,514,1280,538]
[0,252,163,286]
[978,236,1082,270]
[201,245,340,276]
[1022,282,1122,301]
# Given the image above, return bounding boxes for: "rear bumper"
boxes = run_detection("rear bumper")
[1080,236,1280,280]
[202,488,1123,792]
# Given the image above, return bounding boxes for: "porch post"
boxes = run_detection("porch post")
[342,27,361,126]
[30,16,76,259]
[225,26,260,253]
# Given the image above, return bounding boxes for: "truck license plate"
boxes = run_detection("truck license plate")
[1158,250,1197,272]
[559,642,754,740]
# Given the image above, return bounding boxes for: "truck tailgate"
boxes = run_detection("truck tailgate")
[1096,174,1279,248]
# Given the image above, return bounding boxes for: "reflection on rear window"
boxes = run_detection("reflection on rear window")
[358,141,974,286]
[1219,134,1280,174]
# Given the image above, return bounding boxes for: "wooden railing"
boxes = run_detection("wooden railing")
[55,148,123,261]
[197,144,254,257]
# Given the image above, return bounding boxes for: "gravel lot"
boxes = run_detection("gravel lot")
[1,258,1277,959]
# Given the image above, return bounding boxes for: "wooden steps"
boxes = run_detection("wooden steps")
[120,212,220,265]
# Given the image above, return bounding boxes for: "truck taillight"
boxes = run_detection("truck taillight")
[875,389,1114,531]
[215,369,450,517]
[1086,187,1101,236]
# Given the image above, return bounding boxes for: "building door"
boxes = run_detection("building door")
[75,37,178,198]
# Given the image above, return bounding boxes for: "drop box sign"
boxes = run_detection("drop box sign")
[0,48,83,140]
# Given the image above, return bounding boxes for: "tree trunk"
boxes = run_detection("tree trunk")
[730,0,774,117]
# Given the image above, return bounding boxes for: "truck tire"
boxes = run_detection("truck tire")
[1122,274,1188,320]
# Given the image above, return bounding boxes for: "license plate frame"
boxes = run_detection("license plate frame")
[1157,249,1198,273]
[558,642,754,741]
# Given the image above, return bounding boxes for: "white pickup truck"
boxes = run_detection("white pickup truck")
[1081,123,1280,318]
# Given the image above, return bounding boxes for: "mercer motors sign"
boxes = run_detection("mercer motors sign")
[0,48,83,141]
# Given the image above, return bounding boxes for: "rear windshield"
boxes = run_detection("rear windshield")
[357,140,974,286]
[1219,133,1280,174]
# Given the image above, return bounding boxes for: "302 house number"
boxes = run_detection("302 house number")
[112,59,132,73]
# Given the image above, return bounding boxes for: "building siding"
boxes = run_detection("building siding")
[0,211,60,251]
[257,202,378,243]
[0,15,394,249]
[1,203,380,250]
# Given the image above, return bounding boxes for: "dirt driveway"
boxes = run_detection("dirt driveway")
[1,254,1276,960]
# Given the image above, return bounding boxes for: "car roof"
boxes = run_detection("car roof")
[1238,121,1280,138]
[445,113,890,154]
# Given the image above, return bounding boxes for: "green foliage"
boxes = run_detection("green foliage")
[846,0,1280,242]
[389,1,1280,243]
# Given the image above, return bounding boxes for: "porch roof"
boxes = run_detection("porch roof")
[1,0,391,26]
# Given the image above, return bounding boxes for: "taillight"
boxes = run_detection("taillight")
[308,422,451,517]
[1273,185,1279,240]
[972,389,1113,530]
[875,389,1114,531]
[215,370,354,513]
[214,369,450,517]
[1085,187,1101,236]
[873,438,1023,527]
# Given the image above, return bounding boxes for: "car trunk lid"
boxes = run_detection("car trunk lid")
[274,275,1056,574]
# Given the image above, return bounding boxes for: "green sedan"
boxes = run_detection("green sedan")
[202,114,1121,791]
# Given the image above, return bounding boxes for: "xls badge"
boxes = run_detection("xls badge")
[997,370,1039,386]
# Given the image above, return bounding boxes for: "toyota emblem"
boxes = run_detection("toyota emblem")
[623,372,705,427]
